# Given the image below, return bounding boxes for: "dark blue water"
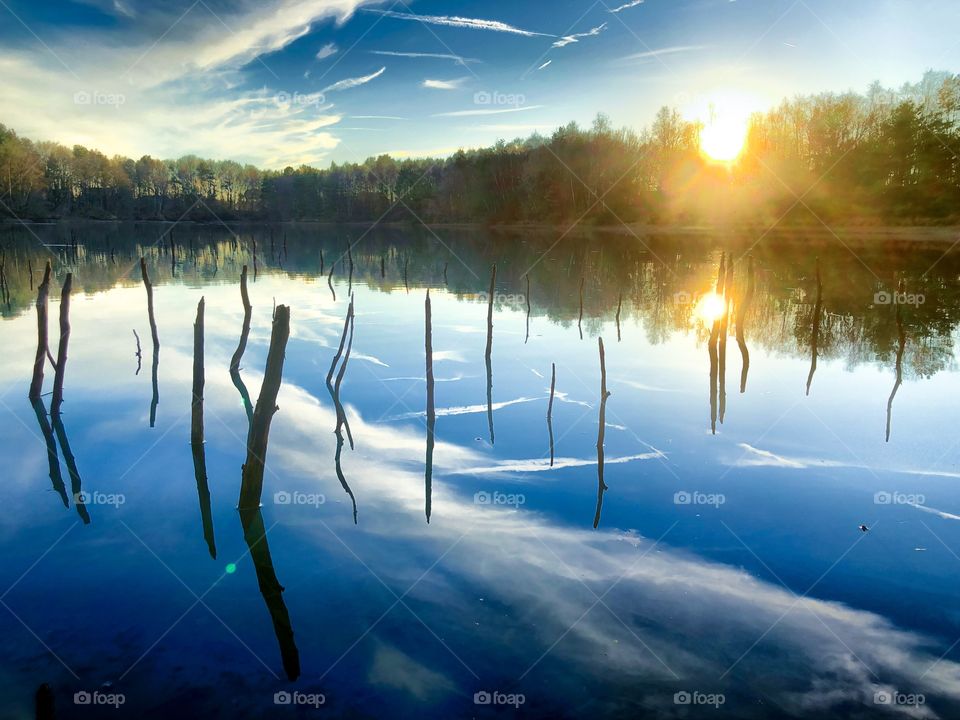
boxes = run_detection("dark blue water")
[2,225,960,718]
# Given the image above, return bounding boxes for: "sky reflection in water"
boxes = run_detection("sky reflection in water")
[1,225,960,718]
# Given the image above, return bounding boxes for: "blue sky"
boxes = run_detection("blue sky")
[0,0,957,168]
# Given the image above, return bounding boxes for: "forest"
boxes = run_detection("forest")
[1,71,958,226]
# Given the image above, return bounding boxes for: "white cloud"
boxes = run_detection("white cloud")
[433,105,544,117]
[0,0,386,168]
[315,42,338,61]
[537,60,552,70]
[617,45,707,64]
[609,0,645,12]
[364,9,553,37]
[552,22,607,48]
[422,78,469,90]
[370,50,480,66]
[321,66,386,93]
[351,115,406,120]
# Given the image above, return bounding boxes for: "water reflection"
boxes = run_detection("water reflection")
[593,338,610,529]
[484,265,496,445]
[139,257,160,427]
[327,296,358,524]
[239,508,301,681]
[805,259,823,397]
[886,281,907,443]
[735,256,754,393]
[425,290,436,524]
[3,224,960,717]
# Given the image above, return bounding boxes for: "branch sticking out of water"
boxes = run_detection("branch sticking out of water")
[29,261,51,400]
[140,257,160,427]
[50,273,72,418]
[238,305,291,511]
[192,297,216,557]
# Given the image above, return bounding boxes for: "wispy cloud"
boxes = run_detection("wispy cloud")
[315,42,338,61]
[423,77,469,90]
[552,23,607,48]
[364,9,552,37]
[617,45,706,63]
[909,503,960,521]
[537,60,552,71]
[352,115,406,120]
[322,66,386,93]
[433,105,544,117]
[609,0,645,12]
[370,50,480,66]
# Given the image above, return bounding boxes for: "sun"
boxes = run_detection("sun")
[679,90,757,163]
[700,116,749,162]
[695,292,727,324]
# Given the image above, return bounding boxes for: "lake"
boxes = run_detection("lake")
[1,223,960,719]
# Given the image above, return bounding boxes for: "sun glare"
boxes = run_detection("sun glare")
[700,116,749,162]
[680,90,757,163]
[695,292,727,324]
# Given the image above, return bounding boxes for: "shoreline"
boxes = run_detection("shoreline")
[2,218,958,242]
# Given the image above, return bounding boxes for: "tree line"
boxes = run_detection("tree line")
[1,71,958,226]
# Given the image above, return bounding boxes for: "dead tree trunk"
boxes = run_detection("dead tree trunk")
[29,262,52,400]
[50,273,73,418]
[238,305,291,510]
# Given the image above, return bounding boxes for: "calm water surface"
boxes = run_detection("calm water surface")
[2,224,960,719]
